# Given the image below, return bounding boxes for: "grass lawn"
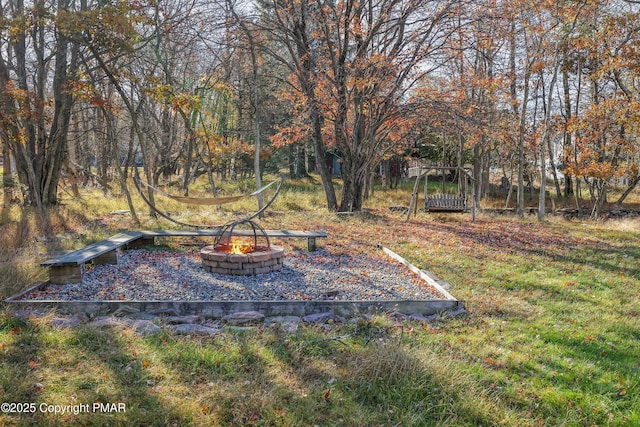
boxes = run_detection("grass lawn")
[1,176,639,426]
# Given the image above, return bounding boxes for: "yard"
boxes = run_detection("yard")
[1,179,639,426]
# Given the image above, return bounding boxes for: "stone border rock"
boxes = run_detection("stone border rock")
[3,299,461,319]
[7,307,470,337]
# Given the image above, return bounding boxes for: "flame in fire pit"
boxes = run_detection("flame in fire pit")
[228,237,253,255]
[213,219,271,255]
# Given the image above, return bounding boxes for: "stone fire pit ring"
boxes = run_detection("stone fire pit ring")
[200,245,284,276]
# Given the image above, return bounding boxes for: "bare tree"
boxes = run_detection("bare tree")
[0,0,79,218]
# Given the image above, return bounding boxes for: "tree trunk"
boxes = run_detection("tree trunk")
[97,107,109,195]
[104,105,139,225]
[339,160,367,212]
[505,178,514,209]
[182,127,195,196]
[482,148,490,199]
[288,144,296,178]
[309,100,337,210]
[591,179,607,219]
[547,135,562,199]
[381,160,388,190]
[2,138,14,206]
[159,107,175,180]
[369,162,375,199]
[539,136,546,220]
[249,30,264,214]
[296,143,308,177]
[562,68,574,198]
[512,20,530,218]
[43,0,77,207]
[363,161,373,201]
[288,143,307,179]
[616,176,640,205]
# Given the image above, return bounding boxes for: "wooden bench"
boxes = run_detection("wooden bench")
[425,194,468,212]
[42,229,327,284]
[131,229,327,252]
[41,231,144,284]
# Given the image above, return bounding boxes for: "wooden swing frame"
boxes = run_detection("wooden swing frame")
[406,166,476,222]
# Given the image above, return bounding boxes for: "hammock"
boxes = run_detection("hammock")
[133,176,284,229]
[136,178,281,206]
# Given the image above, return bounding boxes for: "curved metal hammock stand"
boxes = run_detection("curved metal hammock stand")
[133,176,284,229]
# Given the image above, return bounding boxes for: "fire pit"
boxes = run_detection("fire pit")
[200,219,284,275]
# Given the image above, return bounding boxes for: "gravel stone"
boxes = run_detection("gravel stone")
[267,316,301,333]
[390,312,409,322]
[223,311,265,325]
[130,320,162,336]
[88,317,130,328]
[12,310,47,319]
[22,248,447,302]
[444,308,470,318]
[50,316,82,329]
[164,315,203,325]
[266,316,302,325]
[149,308,182,317]
[171,324,220,336]
[112,306,140,317]
[303,312,338,324]
[408,313,439,323]
[86,317,160,336]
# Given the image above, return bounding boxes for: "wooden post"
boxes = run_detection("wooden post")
[423,173,429,211]
[471,169,477,222]
[49,265,84,285]
[127,236,155,249]
[414,181,420,216]
[406,170,423,220]
[464,168,469,210]
[94,248,120,265]
[308,237,317,252]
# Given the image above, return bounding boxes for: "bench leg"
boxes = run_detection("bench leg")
[308,237,317,252]
[126,236,155,249]
[94,248,120,265]
[49,264,84,285]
